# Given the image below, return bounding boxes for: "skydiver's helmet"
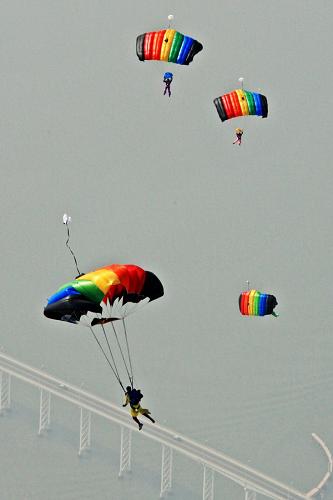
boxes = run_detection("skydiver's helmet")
[163,71,173,83]
[126,386,132,393]
[235,128,243,135]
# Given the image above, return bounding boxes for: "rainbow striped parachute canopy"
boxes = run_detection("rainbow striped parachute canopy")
[214,89,268,122]
[44,264,164,326]
[136,29,203,65]
[239,290,278,317]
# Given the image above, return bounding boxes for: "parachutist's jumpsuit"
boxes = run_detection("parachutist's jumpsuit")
[123,390,155,429]
[233,129,243,146]
[163,77,172,97]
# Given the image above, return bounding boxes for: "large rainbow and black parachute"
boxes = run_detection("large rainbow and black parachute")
[239,290,278,317]
[214,89,268,122]
[44,264,164,326]
[136,29,203,65]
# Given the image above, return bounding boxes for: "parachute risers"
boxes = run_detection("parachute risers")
[136,30,203,65]
[214,89,268,122]
[239,290,278,317]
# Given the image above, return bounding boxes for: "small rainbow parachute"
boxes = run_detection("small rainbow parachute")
[136,29,203,65]
[239,290,278,317]
[214,89,268,122]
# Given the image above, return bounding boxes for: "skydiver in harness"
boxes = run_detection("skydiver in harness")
[163,72,173,97]
[233,128,243,146]
[123,386,156,430]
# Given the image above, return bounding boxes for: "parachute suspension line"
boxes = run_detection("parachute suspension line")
[99,323,123,385]
[110,321,133,388]
[64,222,81,277]
[88,326,125,392]
[122,319,134,388]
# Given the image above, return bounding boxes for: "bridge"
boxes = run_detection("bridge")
[0,352,331,499]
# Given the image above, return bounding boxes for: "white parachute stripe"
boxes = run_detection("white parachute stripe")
[121,297,150,317]
[78,297,151,326]
[78,311,99,327]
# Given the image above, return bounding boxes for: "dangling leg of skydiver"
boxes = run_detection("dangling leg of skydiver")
[233,134,242,146]
[132,413,155,430]
[132,416,143,430]
[142,411,155,423]
[164,81,171,97]
[129,405,155,429]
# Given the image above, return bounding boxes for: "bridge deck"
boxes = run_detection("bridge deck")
[0,352,311,500]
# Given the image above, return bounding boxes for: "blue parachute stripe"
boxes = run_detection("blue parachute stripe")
[177,36,194,64]
[259,294,267,316]
[47,287,82,305]
[252,93,263,117]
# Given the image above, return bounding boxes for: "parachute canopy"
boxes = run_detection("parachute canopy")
[44,264,164,326]
[239,290,277,317]
[136,29,203,65]
[214,89,268,122]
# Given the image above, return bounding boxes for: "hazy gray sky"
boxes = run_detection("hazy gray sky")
[1,1,333,498]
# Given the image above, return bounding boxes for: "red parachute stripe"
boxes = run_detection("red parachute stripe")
[221,95,233,119]
[240,291,250,315]
[229,91,242,116]
[103,283,125,304]
[109,264,145,294]
[152,30,166,60]
[144,32,156,60]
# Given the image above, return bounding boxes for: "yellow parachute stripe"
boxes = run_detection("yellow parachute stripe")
[77,268,120,294]
[235,89,249,116]
[248,289,256,315]
[160,29,176,61]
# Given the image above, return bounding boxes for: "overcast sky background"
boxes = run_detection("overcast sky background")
[1,1,333,499]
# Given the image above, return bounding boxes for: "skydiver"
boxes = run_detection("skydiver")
[123,386,155,430]
[163,72,173,97]
[233,128,243,146]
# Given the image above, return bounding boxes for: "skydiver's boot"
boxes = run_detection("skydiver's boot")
[133,417,143,430]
